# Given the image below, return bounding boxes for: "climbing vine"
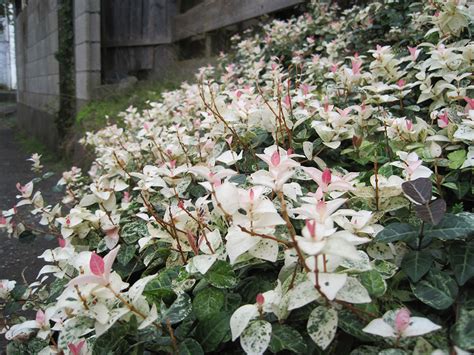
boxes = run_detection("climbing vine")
[55,0,75,139]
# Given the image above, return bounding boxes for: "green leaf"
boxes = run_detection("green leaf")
[338,310,373,342]
[359,270,387,297]
[144,266,182,304]
[448,242,474,286]
[10,284,28,301]
[179,338,204,355]
[160,293,192,325]
[448,149,466,169]
[117,244,136,265]
[375,223,418,243]
[307,306,338,350]
[424,214,474,240]
[451,306,474,350]
[411,270,458,310]
[269,324,307,353]
[204,260,237,289]
[195,312,231,352]
[193,287,225,320]
[401,250,433,282]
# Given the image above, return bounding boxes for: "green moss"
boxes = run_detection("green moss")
[15,132,69,171]
[76,80,179,133]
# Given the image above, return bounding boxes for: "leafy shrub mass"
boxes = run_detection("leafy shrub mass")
[1,1,474,354]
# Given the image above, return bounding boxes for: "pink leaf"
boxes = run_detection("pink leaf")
[68,340,85,355]
[395,308,411,333]
[322,168,332,185]
[35,310,45,325]
[90,252,105,276]
[271,151,281,166]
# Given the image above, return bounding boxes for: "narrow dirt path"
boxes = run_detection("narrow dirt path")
[0,111,58,351]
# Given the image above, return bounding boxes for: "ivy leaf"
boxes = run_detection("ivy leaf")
[192,287,225,321]
[204,260,237,289]
[413,199,446,225]
[402,178,432,204]
[359,270,387,297]
[240,320,272,355]
[307,306,338,350]
[194,312,231,352]
[338,310,373,342]
[447,149,466,169]
[424,213,474,240]
[451,306,474,350]
[401,250,433,283]
[160,293,192,325]
[375,223,418,243]
[178,338,204,355]
[268,324,307,354]
[448,242,474,286]
[411,270,458,310]
[144,266,181,304]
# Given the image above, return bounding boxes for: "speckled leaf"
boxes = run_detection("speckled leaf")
[193,287,225,320]
[307,306,338,350]
[204,260,238,288]
[160,293,192,324]
[451,306,474,350]
[336,277,371,304]
[240,320,272,355]
[360,270,387,297]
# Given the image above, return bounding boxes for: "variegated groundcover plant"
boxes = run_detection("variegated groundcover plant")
[1,0,474,354]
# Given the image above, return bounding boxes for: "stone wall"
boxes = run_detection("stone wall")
[15,0,101,149]
[74,0,100,107]
[15,0,59,149]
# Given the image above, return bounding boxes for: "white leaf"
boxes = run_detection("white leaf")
[249,239,278,262]
[336,277,371,304]
[288,280,319,310]
[303,141,313,160]
[240,320,272,355]
[307,306,338,350]
[362,318,396,338]
[402,317,441,337]
[138,303,158,330]
[230,304,259,341]
[192,254,218,274]
[307,273,347,300]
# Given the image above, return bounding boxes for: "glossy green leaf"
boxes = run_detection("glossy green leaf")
[448,242,474,286]
[179,338,204,355]
[269,324,307,354]
[375,223,418,243]
[411,270,458,310]
[192,287,225,320]
[204,260,237,289]
[401,250,433,282]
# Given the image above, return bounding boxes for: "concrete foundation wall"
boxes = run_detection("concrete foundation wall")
[15,0,101,148]
[15,0,59,149]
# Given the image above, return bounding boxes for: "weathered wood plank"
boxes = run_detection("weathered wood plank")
[174,0,305,41]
